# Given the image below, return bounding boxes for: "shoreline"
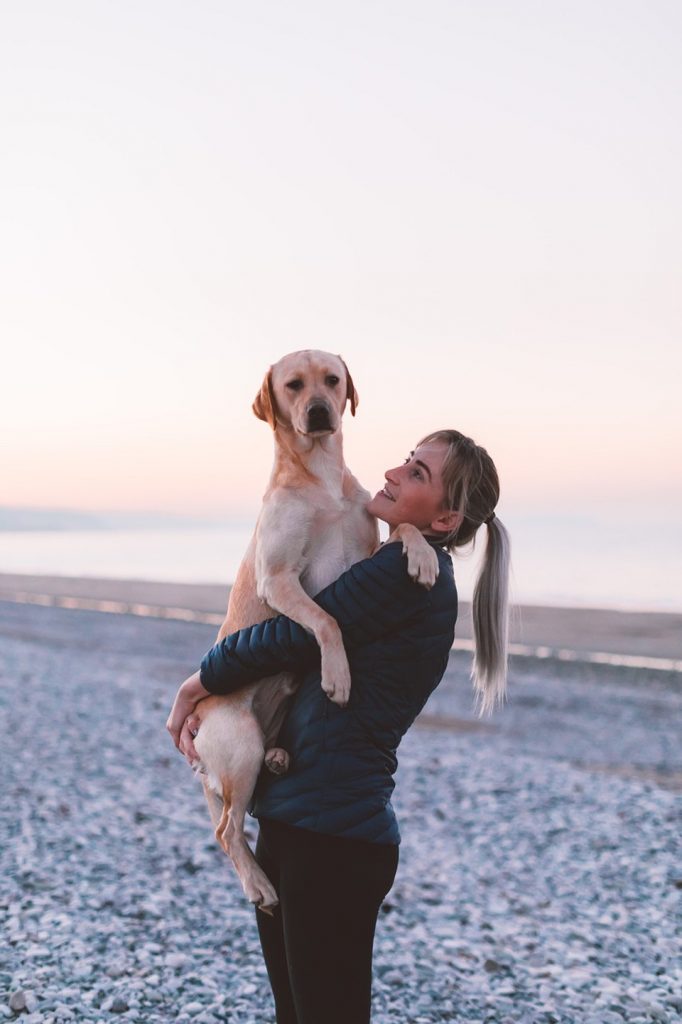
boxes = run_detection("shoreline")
[1,570,681,662]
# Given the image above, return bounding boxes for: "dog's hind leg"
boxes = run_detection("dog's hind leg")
[200,776,225,832]
[217,762,279,915]
[197,708,279,914]
[264,747,290,775]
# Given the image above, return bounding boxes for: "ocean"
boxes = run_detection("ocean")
[0,515,679,612]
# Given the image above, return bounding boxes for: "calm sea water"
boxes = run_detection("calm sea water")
[0,517,679,612]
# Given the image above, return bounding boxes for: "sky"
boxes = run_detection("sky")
[1,0,680,534]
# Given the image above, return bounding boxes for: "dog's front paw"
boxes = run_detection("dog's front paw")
[321,657,351,707]
[404,540,439,589]
[389,522,440,589]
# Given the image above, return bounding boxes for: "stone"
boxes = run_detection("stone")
[9,991,28,1012]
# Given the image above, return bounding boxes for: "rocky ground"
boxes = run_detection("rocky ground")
[1,600,680,1024]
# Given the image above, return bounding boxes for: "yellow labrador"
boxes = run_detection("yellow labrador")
[191,350,438,912]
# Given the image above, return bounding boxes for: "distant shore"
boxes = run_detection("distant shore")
[1,570,681,662]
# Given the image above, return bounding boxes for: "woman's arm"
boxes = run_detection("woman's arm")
[201,541,434,695]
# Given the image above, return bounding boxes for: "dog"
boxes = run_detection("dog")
[190,350,438,912]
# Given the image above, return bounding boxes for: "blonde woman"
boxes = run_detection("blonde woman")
[168,429,511,1024]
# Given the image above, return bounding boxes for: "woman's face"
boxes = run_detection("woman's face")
[367,441,458,535]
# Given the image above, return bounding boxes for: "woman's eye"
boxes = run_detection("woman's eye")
[326,375,339,387]
[286,379,304,391]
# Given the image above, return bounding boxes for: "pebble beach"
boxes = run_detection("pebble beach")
[1,582,681,1024]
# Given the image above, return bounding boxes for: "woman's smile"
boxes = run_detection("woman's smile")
[367,442,454,533]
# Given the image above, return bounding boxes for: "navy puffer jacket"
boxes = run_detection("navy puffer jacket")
[200,541,457,844]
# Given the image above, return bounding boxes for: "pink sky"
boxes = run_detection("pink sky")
[2,2,680,526]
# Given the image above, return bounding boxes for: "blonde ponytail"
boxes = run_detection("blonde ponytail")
[418,429,511,716]
[471,515,511,716]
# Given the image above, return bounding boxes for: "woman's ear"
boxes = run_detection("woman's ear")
[430,509,463,535]
[338,357,358,416]
[252,369,277,429]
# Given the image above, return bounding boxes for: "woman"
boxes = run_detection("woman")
[167,429,511,1024]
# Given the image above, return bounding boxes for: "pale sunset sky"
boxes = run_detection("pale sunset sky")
[1,1,680,537]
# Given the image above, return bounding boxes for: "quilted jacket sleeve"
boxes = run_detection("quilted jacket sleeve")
[200,542,433,694]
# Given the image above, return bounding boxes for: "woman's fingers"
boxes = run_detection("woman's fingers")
[166,700,191,749]
[166,709,182,749]
[166,672,210,762]
[166,683,198,749]
[179,718,200,766]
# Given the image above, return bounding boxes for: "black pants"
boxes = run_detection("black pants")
[254,818,399,1024]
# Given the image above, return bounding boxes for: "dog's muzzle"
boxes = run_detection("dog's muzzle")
[306,402,333,433]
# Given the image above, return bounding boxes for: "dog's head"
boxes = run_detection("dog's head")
[253,350,358,435]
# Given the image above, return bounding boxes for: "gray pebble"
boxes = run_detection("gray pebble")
[109,997,130,1014]
[9,991,28,1012]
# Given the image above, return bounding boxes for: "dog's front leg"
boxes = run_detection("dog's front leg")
[260,571,351,706]
[388,523,440,589]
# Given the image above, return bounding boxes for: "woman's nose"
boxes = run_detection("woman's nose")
[385,466,400,484]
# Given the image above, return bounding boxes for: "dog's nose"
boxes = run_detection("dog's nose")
[307,402,332,432]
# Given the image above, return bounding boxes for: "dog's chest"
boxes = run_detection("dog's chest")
[299,496,373,596]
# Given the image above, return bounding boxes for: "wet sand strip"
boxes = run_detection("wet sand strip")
[1,571,681,668]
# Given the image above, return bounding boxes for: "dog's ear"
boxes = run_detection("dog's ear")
[339,357,358,417]
[252,369,278,429]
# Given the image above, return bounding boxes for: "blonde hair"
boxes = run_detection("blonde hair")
[419,429,511,717]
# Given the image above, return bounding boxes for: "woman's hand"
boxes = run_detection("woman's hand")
[166,670,210,766]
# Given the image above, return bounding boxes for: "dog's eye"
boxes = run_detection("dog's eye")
[326,375,340,387]
[286,379,304,391]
